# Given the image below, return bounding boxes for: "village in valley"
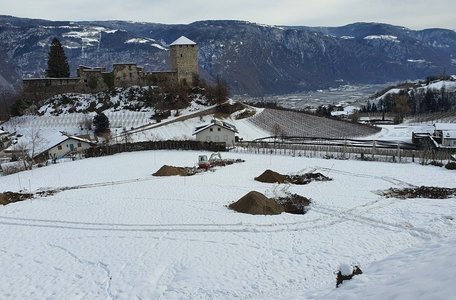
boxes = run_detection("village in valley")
[0,7,456,300]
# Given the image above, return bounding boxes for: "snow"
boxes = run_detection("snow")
[170,36,196,46]
[364,35,400,43]
[319,237,456,300]
[375,88,402,100]
[407,59,426,63]
[0,150,455,299]
[125,38,152,44]
[340,36,355,39]
[421,80,456,91]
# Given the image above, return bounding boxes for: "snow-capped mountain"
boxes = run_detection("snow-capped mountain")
[1,16,456,96]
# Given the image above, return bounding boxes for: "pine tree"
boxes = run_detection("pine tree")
[93,112,110,135]
[46,37,70,78]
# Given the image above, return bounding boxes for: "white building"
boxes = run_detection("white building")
[433,123,456,148]
[34,134,95,162]
[193,119,238,147]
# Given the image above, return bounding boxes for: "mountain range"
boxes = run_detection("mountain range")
[1,15,456,96]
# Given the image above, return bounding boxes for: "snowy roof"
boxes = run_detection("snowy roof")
[170,36,196,46]
[193,119,238,135]
[33,133,95,158]
[434,123,456,131]
[443,131,456,139]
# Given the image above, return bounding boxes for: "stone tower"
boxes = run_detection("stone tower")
[170,36,199,86]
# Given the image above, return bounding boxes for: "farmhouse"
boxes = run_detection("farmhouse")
[34,133,96,162]
[22,36,199,101]
[193,119,238,147]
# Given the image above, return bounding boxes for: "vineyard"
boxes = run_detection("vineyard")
[248,108,380,138]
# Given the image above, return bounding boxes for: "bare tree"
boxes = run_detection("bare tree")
[17,128,45,169]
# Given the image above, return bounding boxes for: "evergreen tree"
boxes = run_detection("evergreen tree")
[93,112,110,135]
[46,37,70,78]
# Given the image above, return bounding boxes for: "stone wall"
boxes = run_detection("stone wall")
[170,44,199,85]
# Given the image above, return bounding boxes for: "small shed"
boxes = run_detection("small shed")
[193,119,238,147]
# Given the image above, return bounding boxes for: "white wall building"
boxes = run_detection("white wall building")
[34,134,95,161]
[193,119,238,147]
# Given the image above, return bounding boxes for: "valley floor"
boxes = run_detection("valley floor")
[0,151,455,299]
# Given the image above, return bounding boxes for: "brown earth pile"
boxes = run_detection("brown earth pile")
[228,191,284,215]
[382,186,456,199]
[153,165,192,176]
[288,172,332,185]
[275,194,311,214]
[0,192,34,205]
[255,169,332,185]
[254,169,287,183]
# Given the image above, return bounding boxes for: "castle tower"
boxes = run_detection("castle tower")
[170,36,199,86]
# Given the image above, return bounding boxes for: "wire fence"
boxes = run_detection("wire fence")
[234,140,454,165]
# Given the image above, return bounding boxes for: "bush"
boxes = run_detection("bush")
[445,162,456,170]
[429,160,444,167]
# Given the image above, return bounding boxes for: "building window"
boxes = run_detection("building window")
[57,145,62,150]
[180,54,183,58]
[78,143,82,147]
[217,128,221,132]
[210,128,213,132]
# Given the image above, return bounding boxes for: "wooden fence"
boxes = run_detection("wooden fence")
[85,140,226,157]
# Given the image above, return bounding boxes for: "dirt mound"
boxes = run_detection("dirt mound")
[275,194,311,214]
[288,172,332,185]
[0,192,33,205]
[382,186,456,199]
[255,169,287,183]
[153,165,192,176]
[255,169,332,185]
[228,191,284,215]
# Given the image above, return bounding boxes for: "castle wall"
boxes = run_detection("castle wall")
[113,64,145,87]
[22,78,87,102]
[145,71,178,87]
[22,36,199,100]
[170,44,199,85]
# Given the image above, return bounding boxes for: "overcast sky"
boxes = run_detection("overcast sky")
[2,0,455,30]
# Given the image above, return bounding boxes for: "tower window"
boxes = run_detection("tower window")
[180,54,183,57]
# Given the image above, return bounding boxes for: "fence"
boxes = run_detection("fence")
[234,140,454,164]
[85,140,226,157]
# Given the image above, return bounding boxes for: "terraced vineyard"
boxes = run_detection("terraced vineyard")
[249,108,380,138]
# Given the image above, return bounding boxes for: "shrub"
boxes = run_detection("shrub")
[445,162,456,170]
[429,160,444,167]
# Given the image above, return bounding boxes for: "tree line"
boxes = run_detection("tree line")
[361,83,456,122]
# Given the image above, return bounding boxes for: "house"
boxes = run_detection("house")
[33,133,96,162]
[433,123,456,148]
[193,119,238,147]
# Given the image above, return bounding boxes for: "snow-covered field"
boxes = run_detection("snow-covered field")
[0,150,455,299]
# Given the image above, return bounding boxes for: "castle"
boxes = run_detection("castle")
[22,36,199,100]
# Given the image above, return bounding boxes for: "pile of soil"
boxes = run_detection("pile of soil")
[0,192,33,205]
[255,169,332,185]
[275,194,311,214]
[228,191,284,215]
[153,165,192,177]
[382,186,456,199]
[288,172,332,185]
[254,169,287,183]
